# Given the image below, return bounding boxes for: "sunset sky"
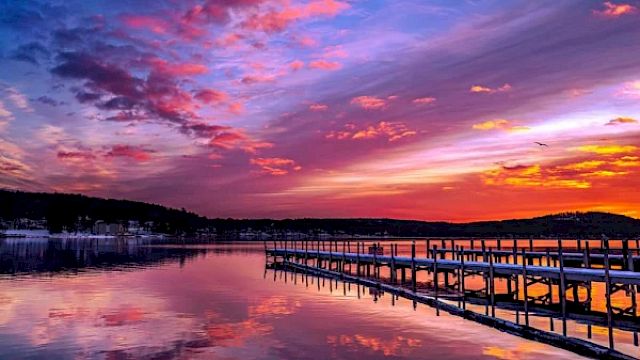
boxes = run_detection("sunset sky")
[0,0,639,221]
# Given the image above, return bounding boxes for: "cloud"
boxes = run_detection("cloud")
[57,150,97,161]
[208,131,247,149]
[606,117,638,126]
[35,96,61,107]
[309,103,328,111]
[469,83,512,94]
[574,144,637,154]
[350,96,386,110]
[146,58,208,76]
[250,157,301,175]
[2,86,32,111]
[241,74,277,84]
[10,41,50,65]
[558,160,606,171]
[194,89,228,104]
[105,144,155,162]
[241,0,349,33]
[482,164,591,189]
[617,80,640,97]
[0,101,13,120]
[308,60,342,70]
[412,97,436,105]
[471,119,529,132]
[593,1,637,17]
[326,121,416,142]
[121,15,170,34]
[289,60,305,71]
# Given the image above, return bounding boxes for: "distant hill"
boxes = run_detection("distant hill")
[1,189,639,237]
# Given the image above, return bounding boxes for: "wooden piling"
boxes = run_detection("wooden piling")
[411,241,417,292]
[489,248,495,318]
[558,239,567,337]
[356,241,361,276]
[460,246,466,310]
[433,245,439,315]
[391,242,397,284]
[522,248,529,327]
[604,237,614,349]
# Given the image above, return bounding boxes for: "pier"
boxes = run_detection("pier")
[265,238,640,359]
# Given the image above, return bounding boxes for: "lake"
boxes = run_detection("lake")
[0,238,587,359]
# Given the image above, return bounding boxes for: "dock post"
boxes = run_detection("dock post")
[585,241,593,340]
[623,238,630,271]
[426,239,430,258]
[411,241,417,292]
[604,237,614,350]
[284,240,288,262]
[373,242,378,279]
[432,245,439,316]
[328,241,333,270]
[489,248,495,318]
[558,239,567,337]
[460,246,466,310]
[481,240,487,262]
[522,248,529,327]
[342,241,346,273]
[513,242,519,301]
[391,243,396,284]
[356,241,361,276]
[546,248,553,305]
[441,239,446,259]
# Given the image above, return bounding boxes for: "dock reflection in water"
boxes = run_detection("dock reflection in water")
[0,238,582,359]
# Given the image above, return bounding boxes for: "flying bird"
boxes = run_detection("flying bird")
[534,142,549,147]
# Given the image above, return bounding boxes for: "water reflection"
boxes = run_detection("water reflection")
[0,239,583,359]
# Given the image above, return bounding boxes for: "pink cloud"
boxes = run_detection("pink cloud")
[147,58,208,76]
[228,102,244,114]
[209,132,245,148]
[250,157,301,175]
[412,97,436,105]
[308,60,342,70]
[593,1,637,17]
[326,121,416,142]
[121,15,170,34]
[105,145,155,162]
[350,96,386,110]
[194,89,229,104]
[57,150,97,161]
[216,33,244,47]
[242,0,349,33]
[289,60,305,71]
[309,103,328,111]
[323,45,348,58]
[298,36,318,47]
[241,74,276,84]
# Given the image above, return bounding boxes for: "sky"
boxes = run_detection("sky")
[0,0,639,222]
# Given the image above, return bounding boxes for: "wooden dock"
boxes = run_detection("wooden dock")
[265,238,640,359]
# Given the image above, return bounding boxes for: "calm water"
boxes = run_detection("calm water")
[0,238,585,359]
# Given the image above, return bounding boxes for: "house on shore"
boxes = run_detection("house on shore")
[93,221,124,235]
